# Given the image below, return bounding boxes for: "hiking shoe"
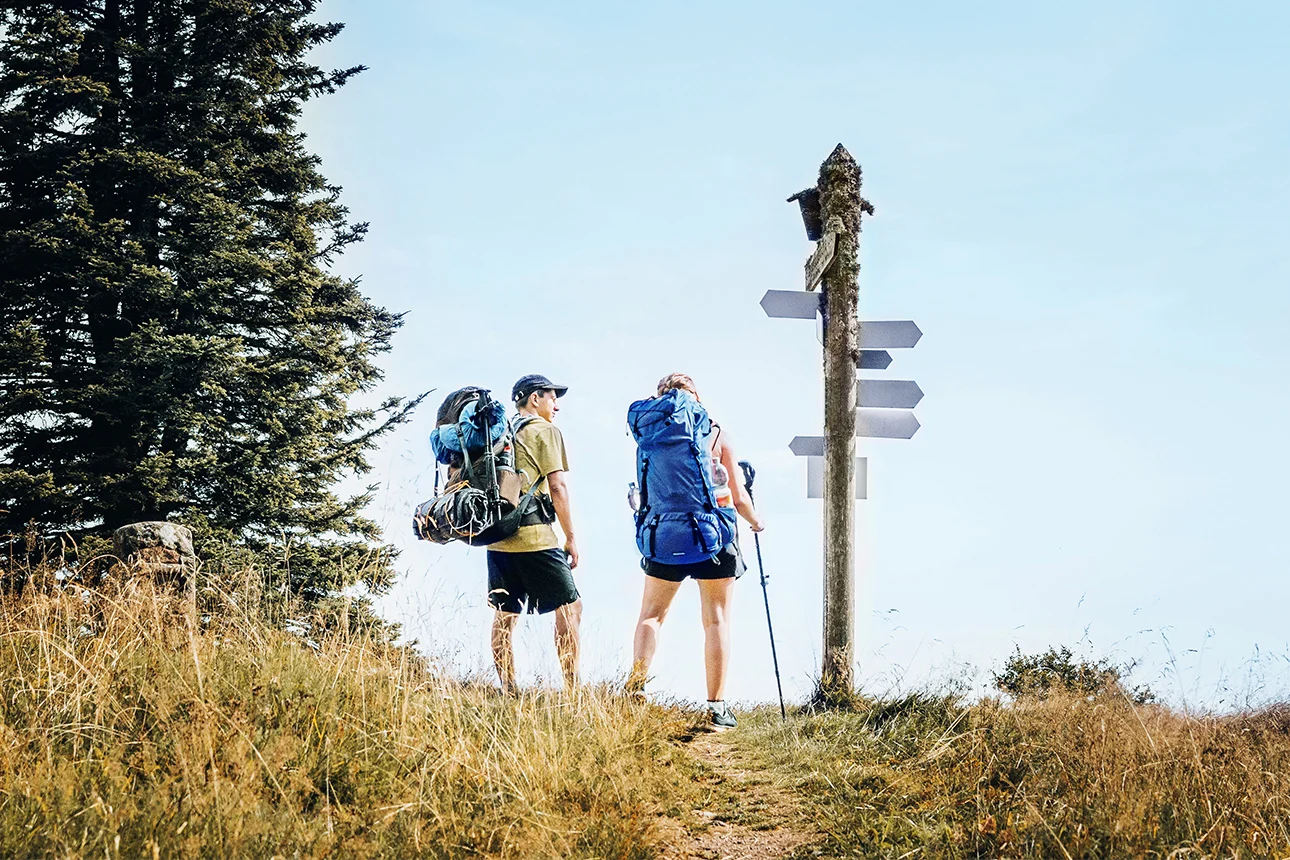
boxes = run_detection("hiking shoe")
[708,700,737,731]
[624,666,648,699]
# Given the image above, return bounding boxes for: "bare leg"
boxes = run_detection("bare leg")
[630,576,683,691]
[553,599,583,691]
[697,577,735,702]
[491,611,520,693]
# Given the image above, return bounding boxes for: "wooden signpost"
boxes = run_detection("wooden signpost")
[767,144,924,702]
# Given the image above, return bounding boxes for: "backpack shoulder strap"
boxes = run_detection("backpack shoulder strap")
[510,413,539,433]
[508,414,550,492]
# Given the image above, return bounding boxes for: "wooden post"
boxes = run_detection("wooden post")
[817,144,867,700]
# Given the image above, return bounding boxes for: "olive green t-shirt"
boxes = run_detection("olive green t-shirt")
[488,417,569,553]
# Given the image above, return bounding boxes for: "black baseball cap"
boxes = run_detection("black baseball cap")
[512,374,569,403]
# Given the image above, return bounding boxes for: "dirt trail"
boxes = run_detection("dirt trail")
[655,729,818,860]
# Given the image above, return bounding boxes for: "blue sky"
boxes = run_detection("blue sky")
[303,1,1290,707]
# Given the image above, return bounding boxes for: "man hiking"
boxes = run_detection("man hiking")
[626,373,765,729]
[487,374,582,693]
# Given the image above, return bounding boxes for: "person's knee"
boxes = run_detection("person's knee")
[637,607,668,630]
[565,599,583,623]
[556,600,582,631]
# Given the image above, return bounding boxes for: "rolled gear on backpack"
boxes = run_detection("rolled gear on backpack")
[429,396,507,465]
[627,389,737,565]
[412,486,492,543]
[413,388,553,546]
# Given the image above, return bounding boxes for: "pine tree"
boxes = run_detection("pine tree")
[0,2,421,618]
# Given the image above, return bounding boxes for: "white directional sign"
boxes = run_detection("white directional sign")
[764,293,922,351]
[857,409,919,438]
[789,413,919,449]
[858,379,923,409]
[789,436,825,456]
[859,321,922,349]
[807,456,867,499]
[760,290,820,319]
[804,232,837,291]
[858,350,892,370]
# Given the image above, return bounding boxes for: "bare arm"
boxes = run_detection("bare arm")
[715,431,764,532]
[546,469,579,568]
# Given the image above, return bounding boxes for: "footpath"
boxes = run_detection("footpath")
[656,727,819,860]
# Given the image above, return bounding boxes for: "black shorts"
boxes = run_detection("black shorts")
[643,542,744,583]
[487,548,579,615]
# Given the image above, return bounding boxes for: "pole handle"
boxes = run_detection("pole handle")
[737,459,756,502]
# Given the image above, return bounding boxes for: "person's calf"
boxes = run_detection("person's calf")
[491,612,519,693]
[554,601,582,690]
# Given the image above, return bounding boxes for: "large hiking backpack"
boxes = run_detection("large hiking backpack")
[627,389,737,565]
[413,388,547,546]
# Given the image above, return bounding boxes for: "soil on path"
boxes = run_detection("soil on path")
[655,728,819,860]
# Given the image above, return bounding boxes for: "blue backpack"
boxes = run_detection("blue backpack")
[627,389,737,565]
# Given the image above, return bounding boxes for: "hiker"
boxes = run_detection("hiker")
[487,374,582,693]
[627,373,765,729]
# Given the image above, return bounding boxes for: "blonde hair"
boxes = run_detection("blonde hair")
[657,372,700,401]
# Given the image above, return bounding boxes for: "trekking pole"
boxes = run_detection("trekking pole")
[738,460,787,721]
[475,390,502,520]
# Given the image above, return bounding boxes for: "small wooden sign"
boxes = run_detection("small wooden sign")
[804,232,837,291]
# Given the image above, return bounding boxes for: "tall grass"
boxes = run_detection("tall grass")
[11,544,1290,859]
[0,576,703,858]
[739,690,1290,858]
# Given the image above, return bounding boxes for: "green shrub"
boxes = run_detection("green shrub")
[994,645,1155,703]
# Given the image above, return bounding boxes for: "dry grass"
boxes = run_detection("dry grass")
[0,577,705,859]
[738,690,1290,859]
[8,551,1290,860]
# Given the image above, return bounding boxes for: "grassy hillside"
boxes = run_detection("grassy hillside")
[0,582,707,859]
[737,693,1290,858]
[3,575,1288,859]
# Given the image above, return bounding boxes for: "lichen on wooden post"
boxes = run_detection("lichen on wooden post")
[816,143,867,703]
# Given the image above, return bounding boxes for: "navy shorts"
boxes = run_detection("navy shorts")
[487,548,579,614]
[643,542,745,582]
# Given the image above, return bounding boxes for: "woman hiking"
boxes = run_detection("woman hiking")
[625,373,765,729]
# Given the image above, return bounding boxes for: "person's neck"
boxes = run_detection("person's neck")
[518,407,542,421]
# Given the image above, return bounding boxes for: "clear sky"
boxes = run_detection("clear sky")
[302,0,1290,708]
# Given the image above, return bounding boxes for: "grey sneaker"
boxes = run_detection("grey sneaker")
[708,700,737,730]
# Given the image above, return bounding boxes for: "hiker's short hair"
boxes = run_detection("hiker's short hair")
[657,372,700,401]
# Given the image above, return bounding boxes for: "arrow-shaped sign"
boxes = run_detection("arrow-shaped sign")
[857,350,892,370]
[858,379,923,409]
[790,412,919,449]
[859,321,922,349]
[789,436,825,456]
[760,289,820,319]
[763,292,922,350]
[857,409,919,438]
[807,456,867,499]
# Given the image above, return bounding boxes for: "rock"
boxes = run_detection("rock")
[113,521,198,607]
